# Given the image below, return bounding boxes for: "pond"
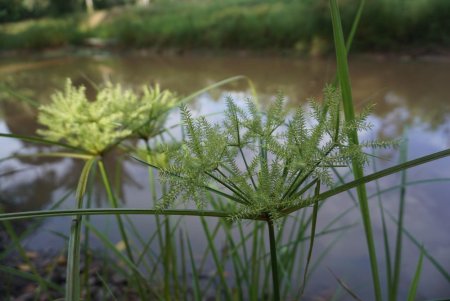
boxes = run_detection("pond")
[0,52,449,300]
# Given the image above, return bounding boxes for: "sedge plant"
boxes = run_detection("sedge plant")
[35,79,181,300]
[143,86,391,300]
[23,75,253,300]
[1,1,450,299]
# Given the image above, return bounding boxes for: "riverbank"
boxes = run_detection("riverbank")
[1,0,449,55]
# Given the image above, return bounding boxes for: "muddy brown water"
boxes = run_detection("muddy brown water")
[0,53,449,300]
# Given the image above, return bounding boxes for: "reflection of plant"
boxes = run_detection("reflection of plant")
[157,86,388,220]
[37,79,178,155]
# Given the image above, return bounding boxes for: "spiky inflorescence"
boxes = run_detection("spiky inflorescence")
[157,85,391,221]
[37,79,178,155]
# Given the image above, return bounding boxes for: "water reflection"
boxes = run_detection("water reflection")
[0,53,449,299]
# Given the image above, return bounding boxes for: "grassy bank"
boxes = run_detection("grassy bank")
[1,0,449,54]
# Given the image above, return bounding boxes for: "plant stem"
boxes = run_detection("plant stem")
[391,135,408,301]
[267,219,280,301]
[98,160,147,299]
[330,1,382,299]
[66,158,96,301]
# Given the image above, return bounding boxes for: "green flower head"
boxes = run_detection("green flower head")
[156,86,392,220]
[37,79,178,155]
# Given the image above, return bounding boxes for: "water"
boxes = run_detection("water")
[0,53,449,300]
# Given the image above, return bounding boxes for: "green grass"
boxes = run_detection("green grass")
[0,16,86,50]
[1,0,449,53]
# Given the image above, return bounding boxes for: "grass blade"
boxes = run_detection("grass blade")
[328,268,364,301]
[345,0,366,52]
[283,148,450,215]
[386,210,450,282]
[0,208,235,221]
[407,248,424,301]
[373,153,393,295]
[186,233,201,301]
[0,265,61,291]
[0,83,40,107]
[301,181,320,295]
[0,133,90,153]
[391,135,408,301]
[95,272,118,301]
[200,216,232,300]
[329,1,381,300]
[179,75,257,106]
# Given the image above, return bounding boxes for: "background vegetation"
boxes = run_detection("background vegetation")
[1,0,450,54]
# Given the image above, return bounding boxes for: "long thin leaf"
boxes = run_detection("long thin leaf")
[0,208,235,221]
[373,153,393,295]
[186,233,201,301]
[200,216,232,299]
[329,1,382,300]
[283,148,450,215]
[301,181,321,295]
[0,83,40,107]
[0,265,61,291]
[0,133,91,153]
[179,75,257,106]
[328,268,364,301]
[407,248,424,301]
[386,210,450,282]
[391,134,408,301]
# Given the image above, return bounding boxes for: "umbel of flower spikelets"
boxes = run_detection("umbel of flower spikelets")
[37,79,178,155]
[157,85,391,221]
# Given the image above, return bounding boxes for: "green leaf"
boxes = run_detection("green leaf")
[407,249,424,301]
[329,0,382,300]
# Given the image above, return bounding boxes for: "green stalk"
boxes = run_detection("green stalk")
[406,249,424,301]
[82,165,97,301]
[0,208,236,221]
[186,233,201,301]
[250,223,260,301]
[391,136,408,301]
[373,154,393,295]
[385,211,450,282]
[345,0,366,52]
[267,219,280,301]
[200,217,232,299]
[164,217,171,300]
[179,231,188,301]
[145,142,166,294]
[301,181,321,295]
[66,157,96,301]
[329,1,381,300]
[98,160,147,299]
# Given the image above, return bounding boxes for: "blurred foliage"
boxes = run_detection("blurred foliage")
[0,0,449,53]
[0,0,130,22]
